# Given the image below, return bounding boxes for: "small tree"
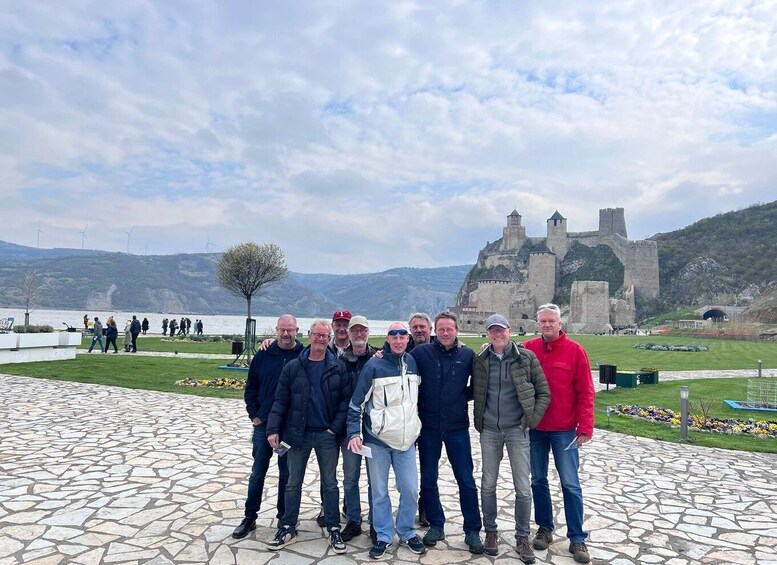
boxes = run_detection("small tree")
[20,269,41,326]
[216,242,287,363]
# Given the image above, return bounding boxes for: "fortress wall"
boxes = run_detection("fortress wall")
[601,236,660,299]
[470,280,514,312]
[484,254,516,269]
[569,280,611,334]
[528,253,556,309]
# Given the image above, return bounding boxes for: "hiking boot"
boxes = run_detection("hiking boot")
[369,524,378,545]
[465,531,484,554]
[569,540,591,563]
[369,540,394,559]
[484,531,499,556]
[341,520,362,542]
[532,526,553,550]
[329,527,346,554]
[316,508,326,528]
[400,535,427,555]
[423,526,445,547]
[267,525,296,550]
[516,535,536,563]
[231,517,256,539]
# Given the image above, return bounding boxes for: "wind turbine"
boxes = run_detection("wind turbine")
[80,225,88,249]
[36,224,43,248]
[205,231,217,252]
[125,226,135,254]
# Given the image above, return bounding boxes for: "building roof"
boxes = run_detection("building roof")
[530,241,554,254]
[548,210,565,221]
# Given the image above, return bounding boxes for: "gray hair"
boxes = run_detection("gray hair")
[308,319,331,335]
[434,311,459,329]
[536,303,562,322]
[408,312,432,327]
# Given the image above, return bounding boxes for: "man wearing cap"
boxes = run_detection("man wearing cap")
[410,312,484,554]
[347,322,426,558]
[232,314,304,540]
[330,310,352,356]
[472,314,551,561]
[523,304,594,564]
[338,315,378,542]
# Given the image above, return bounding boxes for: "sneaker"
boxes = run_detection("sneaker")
[369,540,394,559]
[422,526,445,547]
[516,536,536,563]
[484,531,499,556]
[341,520,362,542]
[266,525,296,550]
[329,527,346,554]
[569,541,591,563]
[532,526,553,550]
[465,531,484,554]
[400,536,426,555]
[316,508,326,528]
[231,517,256,539]
[369,524,378,545]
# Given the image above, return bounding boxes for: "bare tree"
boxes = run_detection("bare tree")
[216,242,287,363]
[21,269,41,326]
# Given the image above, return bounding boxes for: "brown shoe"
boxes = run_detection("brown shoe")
[532,526,553,550]
[516,536,536,564]
[569,540,591,563]
[484,531,499,556]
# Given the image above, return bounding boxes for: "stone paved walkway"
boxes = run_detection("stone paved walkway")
[1,373,776,565]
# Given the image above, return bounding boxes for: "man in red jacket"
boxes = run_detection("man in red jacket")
[522,304,594,564]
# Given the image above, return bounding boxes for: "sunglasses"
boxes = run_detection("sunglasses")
[387,329,409,336]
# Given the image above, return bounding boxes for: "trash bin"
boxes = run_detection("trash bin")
[231,341,244,355]
[599,364,617,385]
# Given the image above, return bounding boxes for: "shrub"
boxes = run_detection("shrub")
[13,324,54,333]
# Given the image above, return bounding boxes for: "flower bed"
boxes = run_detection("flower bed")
[634,343,708,352]
[609,404,777,437]
[175,377,245,389]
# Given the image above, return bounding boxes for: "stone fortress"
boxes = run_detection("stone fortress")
[452,208,660,333]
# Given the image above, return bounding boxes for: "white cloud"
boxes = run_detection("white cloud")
[0,1,774,272]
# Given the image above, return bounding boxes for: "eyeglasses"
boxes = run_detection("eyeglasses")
[277,328,296,334]
[387,329,409,336]
[310,332,330,340]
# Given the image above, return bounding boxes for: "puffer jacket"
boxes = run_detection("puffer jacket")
[472,341,551,432]
[347,343,421,451]
[266,347,351,448]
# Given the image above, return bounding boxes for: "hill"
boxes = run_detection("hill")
[0,245,471,320]
[650,200,777,306]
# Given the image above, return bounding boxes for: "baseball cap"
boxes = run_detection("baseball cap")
[485,314,510,329]
[348,315,369,329]
[332,310,352,322]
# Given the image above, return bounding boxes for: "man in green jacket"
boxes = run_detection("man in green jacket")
[472,314,550,562]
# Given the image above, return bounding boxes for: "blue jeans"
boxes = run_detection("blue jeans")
[341,441,369,525]
[480,427,531,537]
[244,423,288,520]
[418,427,482,533]
[530,428,587,542]
[367,440,418,543]
[281,430,340,531]
[88,334,104,352]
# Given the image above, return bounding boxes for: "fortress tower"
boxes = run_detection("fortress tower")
[599,207,628,238]
[528,243,556,309]
[546,210,568,260]
[500,209,526,251]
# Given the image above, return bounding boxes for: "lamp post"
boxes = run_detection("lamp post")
[758,359,762,378]
[680,386,689,441]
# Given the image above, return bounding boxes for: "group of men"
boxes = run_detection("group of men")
[232,305,594,563]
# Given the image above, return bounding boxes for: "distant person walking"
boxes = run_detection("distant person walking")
[88,317,104,353]
[162,318,168,336]
[178,317,186,336]
[123,320,132,352]
[83,314,89,331]
[130,316,141,352]
[141,317,149,335]
[105,316,119,354]
[168,319,177,337]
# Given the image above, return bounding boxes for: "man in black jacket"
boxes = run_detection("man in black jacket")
[232,314,303,540]
[129,316,141,352]
[267,319,351,554]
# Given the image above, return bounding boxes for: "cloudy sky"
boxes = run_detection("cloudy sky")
[1,1,775,273]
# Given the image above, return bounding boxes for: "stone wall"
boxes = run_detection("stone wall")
[569,281,611,334]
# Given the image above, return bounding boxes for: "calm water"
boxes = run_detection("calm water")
[1,308,399,337]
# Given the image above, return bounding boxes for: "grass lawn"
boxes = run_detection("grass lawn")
[8,332,777,453]
[0,356,244,400]
[595,377,777,453]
